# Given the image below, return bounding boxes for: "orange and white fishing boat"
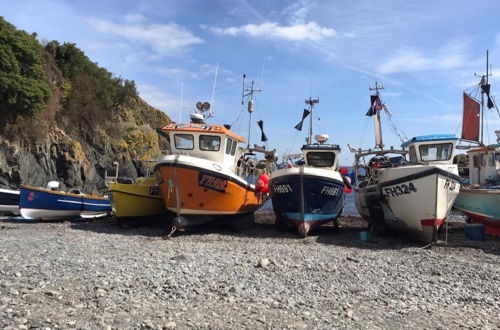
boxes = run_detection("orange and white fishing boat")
[155,82,275,232]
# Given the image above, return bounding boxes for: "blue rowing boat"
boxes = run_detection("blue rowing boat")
[19,182,111,220]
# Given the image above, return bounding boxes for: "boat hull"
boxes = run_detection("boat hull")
[454,187,500,236]
[19,185,111,220]
[108,177,167,218]
[269,167,344,237]
[0,188,20,215]
[355,165,461,242]
[154,155,267,229]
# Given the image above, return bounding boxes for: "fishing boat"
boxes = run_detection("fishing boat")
[453,51,500,236]
[106,161,168,218]
[350,83,461,243]
[0,188,20,215]
[19,181,111,220]
[269,98,347,237]
[154,78,275,233]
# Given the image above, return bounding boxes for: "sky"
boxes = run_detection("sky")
[2,0,500,165]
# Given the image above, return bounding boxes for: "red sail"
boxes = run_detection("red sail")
[461,93,480,142]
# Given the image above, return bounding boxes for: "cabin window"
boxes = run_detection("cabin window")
[199,135,221,151]
[230,140,237,155]
[306,152,335,167]
[488,153,495,166]
[225,139,233,154]
[418,143,453,162]
[480,153,487,166]
[473,155,479,168]
[409,146,417,163]
[174,134,194,150]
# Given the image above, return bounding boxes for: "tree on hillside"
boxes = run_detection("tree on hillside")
[0,17,50,123]
[45,41,138,137]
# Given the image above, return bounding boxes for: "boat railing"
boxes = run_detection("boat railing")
[236,144,277,180]
[349,145,409,185]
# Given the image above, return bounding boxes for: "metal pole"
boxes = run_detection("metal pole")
[309,98,313,143]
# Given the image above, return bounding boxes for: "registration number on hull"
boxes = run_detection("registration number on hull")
[382,182,417,198]
[198,173,228,193]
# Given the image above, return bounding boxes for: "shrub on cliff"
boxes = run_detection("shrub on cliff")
[0,17,50,123]
[45,41,138,138]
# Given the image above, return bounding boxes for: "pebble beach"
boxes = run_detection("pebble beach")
[1,212,499,330]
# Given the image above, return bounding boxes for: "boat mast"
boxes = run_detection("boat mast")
[242,76,261,149]
[370,82,384,149]
[483,50,489,145]
[305,97,319,144]
[477,50,493,146]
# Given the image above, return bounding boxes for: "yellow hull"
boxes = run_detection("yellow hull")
[108,177,167,218]
[155,164,266,219]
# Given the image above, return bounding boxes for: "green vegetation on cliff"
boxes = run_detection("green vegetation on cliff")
[0,16,171,160]
[0,17,171,189]
[0,17,51,122]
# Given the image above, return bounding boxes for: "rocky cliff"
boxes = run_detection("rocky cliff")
[0,18,171,193]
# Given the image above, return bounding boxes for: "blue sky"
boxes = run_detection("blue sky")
[3,0,500,165]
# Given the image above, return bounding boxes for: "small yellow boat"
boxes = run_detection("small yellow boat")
[108,176,167,218]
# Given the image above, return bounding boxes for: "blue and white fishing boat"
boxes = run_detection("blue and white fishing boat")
[453,146,500,236]
[269,98,347,237]
[351,83,461,243]
[19,181,111,220]
[0,188,20,215]
[453,51,500,236]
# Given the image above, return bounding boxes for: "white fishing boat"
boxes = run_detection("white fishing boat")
[350,83,461,243]
[453,51,500,236]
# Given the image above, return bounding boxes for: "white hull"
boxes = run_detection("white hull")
[0,204,20,215]
[20,208,81,220]
[80,211,109,219]
[271,166,344,181]
[355,164,461,242]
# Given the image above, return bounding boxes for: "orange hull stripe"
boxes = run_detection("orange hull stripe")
[157,166,265,214]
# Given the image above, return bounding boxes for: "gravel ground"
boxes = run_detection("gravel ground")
[1,212,499,330]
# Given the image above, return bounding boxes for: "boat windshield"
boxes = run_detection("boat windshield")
[199,135,221,151]
[419,143,453,162]
[306,152,335,167]
[174,134,194,150]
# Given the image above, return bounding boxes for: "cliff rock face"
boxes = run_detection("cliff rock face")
[0,113,170,193]
[0,18,172,193]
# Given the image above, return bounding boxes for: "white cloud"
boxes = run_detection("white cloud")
[158,64,234,81]
[378,44,469,74]
[432,114,461,122]
[137,84,183,113]
[124,13,145,23]
[88,18,203,56]
[209,21,335,42]
[378,50,433,74]
[281,0,315,24]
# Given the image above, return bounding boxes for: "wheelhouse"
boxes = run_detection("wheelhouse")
[161,123,246,168]
[466,145,500,185]
[402,134,458,165]
[301,135,341,170]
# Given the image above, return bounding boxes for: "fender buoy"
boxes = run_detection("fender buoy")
[256,174,270,193]
[342,175,352,193]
